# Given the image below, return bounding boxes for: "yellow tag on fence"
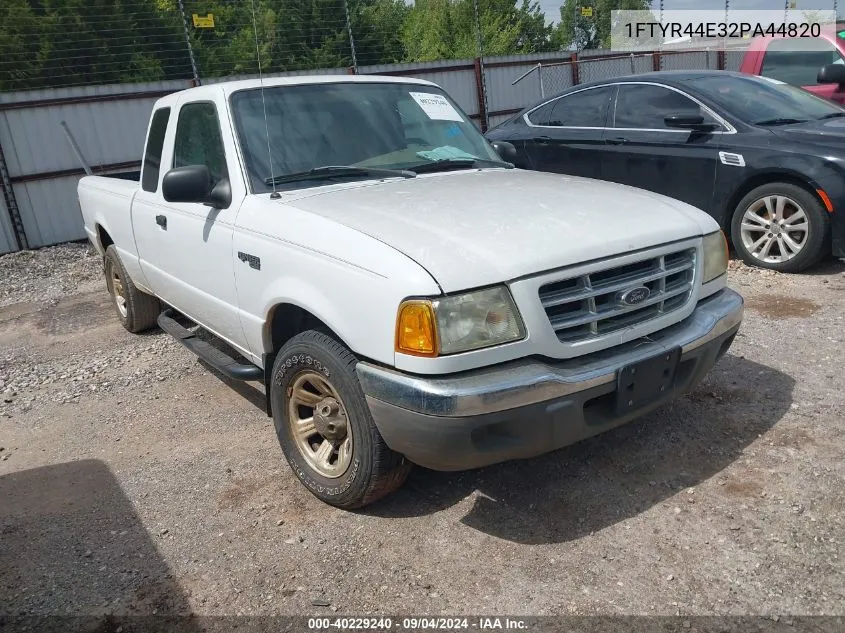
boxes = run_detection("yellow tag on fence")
[192,13,215,28]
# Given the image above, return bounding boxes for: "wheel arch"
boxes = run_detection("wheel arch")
[265,302,350,356]
[261,302,355,417]
[96,223,114,254]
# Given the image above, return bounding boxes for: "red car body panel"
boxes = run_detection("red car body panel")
[739,27,845,104]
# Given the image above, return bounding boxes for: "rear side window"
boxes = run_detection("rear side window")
[173,102,228,184]
[527,86,613,127]
[761,38,845,86]
[141,108,170,193]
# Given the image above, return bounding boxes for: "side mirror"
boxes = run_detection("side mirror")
[817,63,845,85]
[162,165,231,209]
[664,113,720,132]
[491,140,518,162]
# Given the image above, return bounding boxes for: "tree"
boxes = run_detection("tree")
[0,0,43,90]
[401,0,553,62]
[553,0,652,51]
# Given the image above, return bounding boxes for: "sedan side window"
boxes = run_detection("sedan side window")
[761,38,845,86]
[614,84,718,129]
[527,86,613,127]
[173,102,228,184]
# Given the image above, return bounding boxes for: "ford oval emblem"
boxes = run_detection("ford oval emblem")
[617,286,651,307]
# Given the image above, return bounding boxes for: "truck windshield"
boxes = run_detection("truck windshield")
[688,74,845,125]
[230,82,504,192]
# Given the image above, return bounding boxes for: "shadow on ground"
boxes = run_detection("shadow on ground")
[0,459,198,632]
[367,354,794,544]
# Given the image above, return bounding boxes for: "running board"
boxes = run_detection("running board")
[157,310,263,382]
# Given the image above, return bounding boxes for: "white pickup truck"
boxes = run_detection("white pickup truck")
[78,75,743,508]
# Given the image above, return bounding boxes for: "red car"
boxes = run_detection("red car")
[739,25,845,104]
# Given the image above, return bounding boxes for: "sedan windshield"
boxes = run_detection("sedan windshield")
[230,82,504,192]
[688,74,845,125]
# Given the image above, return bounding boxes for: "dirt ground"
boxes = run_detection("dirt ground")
[1,244,844,621]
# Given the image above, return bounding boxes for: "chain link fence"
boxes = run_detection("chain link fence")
[513,48,736,102]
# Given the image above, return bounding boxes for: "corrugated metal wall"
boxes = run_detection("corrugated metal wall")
[363,59,482,119]
[0,192,16,255]
[0,51,737,254]
[0,79,191,250]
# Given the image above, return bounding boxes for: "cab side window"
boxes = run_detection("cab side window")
[141,108,170,193]
[172,102,228,184]
[761,38,845,86]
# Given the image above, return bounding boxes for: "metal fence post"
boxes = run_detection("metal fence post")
[0,137,28,251]
[473,0,489,130]
[538,63,545,98]
[177,0,201,85]
[629,53,635,73]
[343,0,359,73]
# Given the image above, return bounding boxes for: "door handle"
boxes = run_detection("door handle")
[155,215,167,229]
[607,137,629,145]
[533,136,551,145]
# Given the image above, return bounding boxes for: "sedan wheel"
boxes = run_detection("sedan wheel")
[739,194,808,264]
[731,183,830,273]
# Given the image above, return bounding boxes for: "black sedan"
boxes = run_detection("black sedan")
[486,70,845,272]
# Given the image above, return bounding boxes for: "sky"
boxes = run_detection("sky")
[536,0,838,23]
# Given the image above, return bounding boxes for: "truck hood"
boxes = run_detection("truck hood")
[284,169,715,292]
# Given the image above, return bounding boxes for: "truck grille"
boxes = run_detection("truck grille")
[539,248,696,344]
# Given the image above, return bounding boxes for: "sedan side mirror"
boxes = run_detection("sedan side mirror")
[664,113,720,132]
[490,140,518,162]
[817,63,845,85]
[162,165,231,209]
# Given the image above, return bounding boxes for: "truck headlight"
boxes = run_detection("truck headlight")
[702,231,729,284]
[396,287,525,357]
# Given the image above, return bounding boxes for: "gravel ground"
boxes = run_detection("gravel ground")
[0,244,844,622]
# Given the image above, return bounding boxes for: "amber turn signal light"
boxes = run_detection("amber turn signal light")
[395,301,438,357]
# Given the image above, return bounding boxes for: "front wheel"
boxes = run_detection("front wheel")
[730,183,829,273]
[270,330,411,509]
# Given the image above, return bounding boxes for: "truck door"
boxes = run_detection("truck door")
[133,98,250,356]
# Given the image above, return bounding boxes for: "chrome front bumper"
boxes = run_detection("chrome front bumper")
[356,288,743,471]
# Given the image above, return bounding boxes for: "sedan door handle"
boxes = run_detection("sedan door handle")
[607,137,629,145]
[155,215,167,229]
[533,136,552,145]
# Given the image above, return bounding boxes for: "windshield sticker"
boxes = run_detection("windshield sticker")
[416,146,477,161]
[409,92,463,121]
[446,124,463,138]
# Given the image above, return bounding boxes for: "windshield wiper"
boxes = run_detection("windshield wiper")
[818,112,845,120]
[410,157,514,174]
[265,165,416,186]
[754,117,808,126]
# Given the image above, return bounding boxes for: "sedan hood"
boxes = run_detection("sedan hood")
[773,118,845,148]
[285,169,715,292]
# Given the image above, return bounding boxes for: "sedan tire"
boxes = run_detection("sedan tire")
[731,183,829,273]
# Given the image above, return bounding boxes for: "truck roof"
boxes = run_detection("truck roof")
[154,74,437,108]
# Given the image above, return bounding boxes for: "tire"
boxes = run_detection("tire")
[270,330,411,509]
[730,182,830,273]
[103,245,160,333]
